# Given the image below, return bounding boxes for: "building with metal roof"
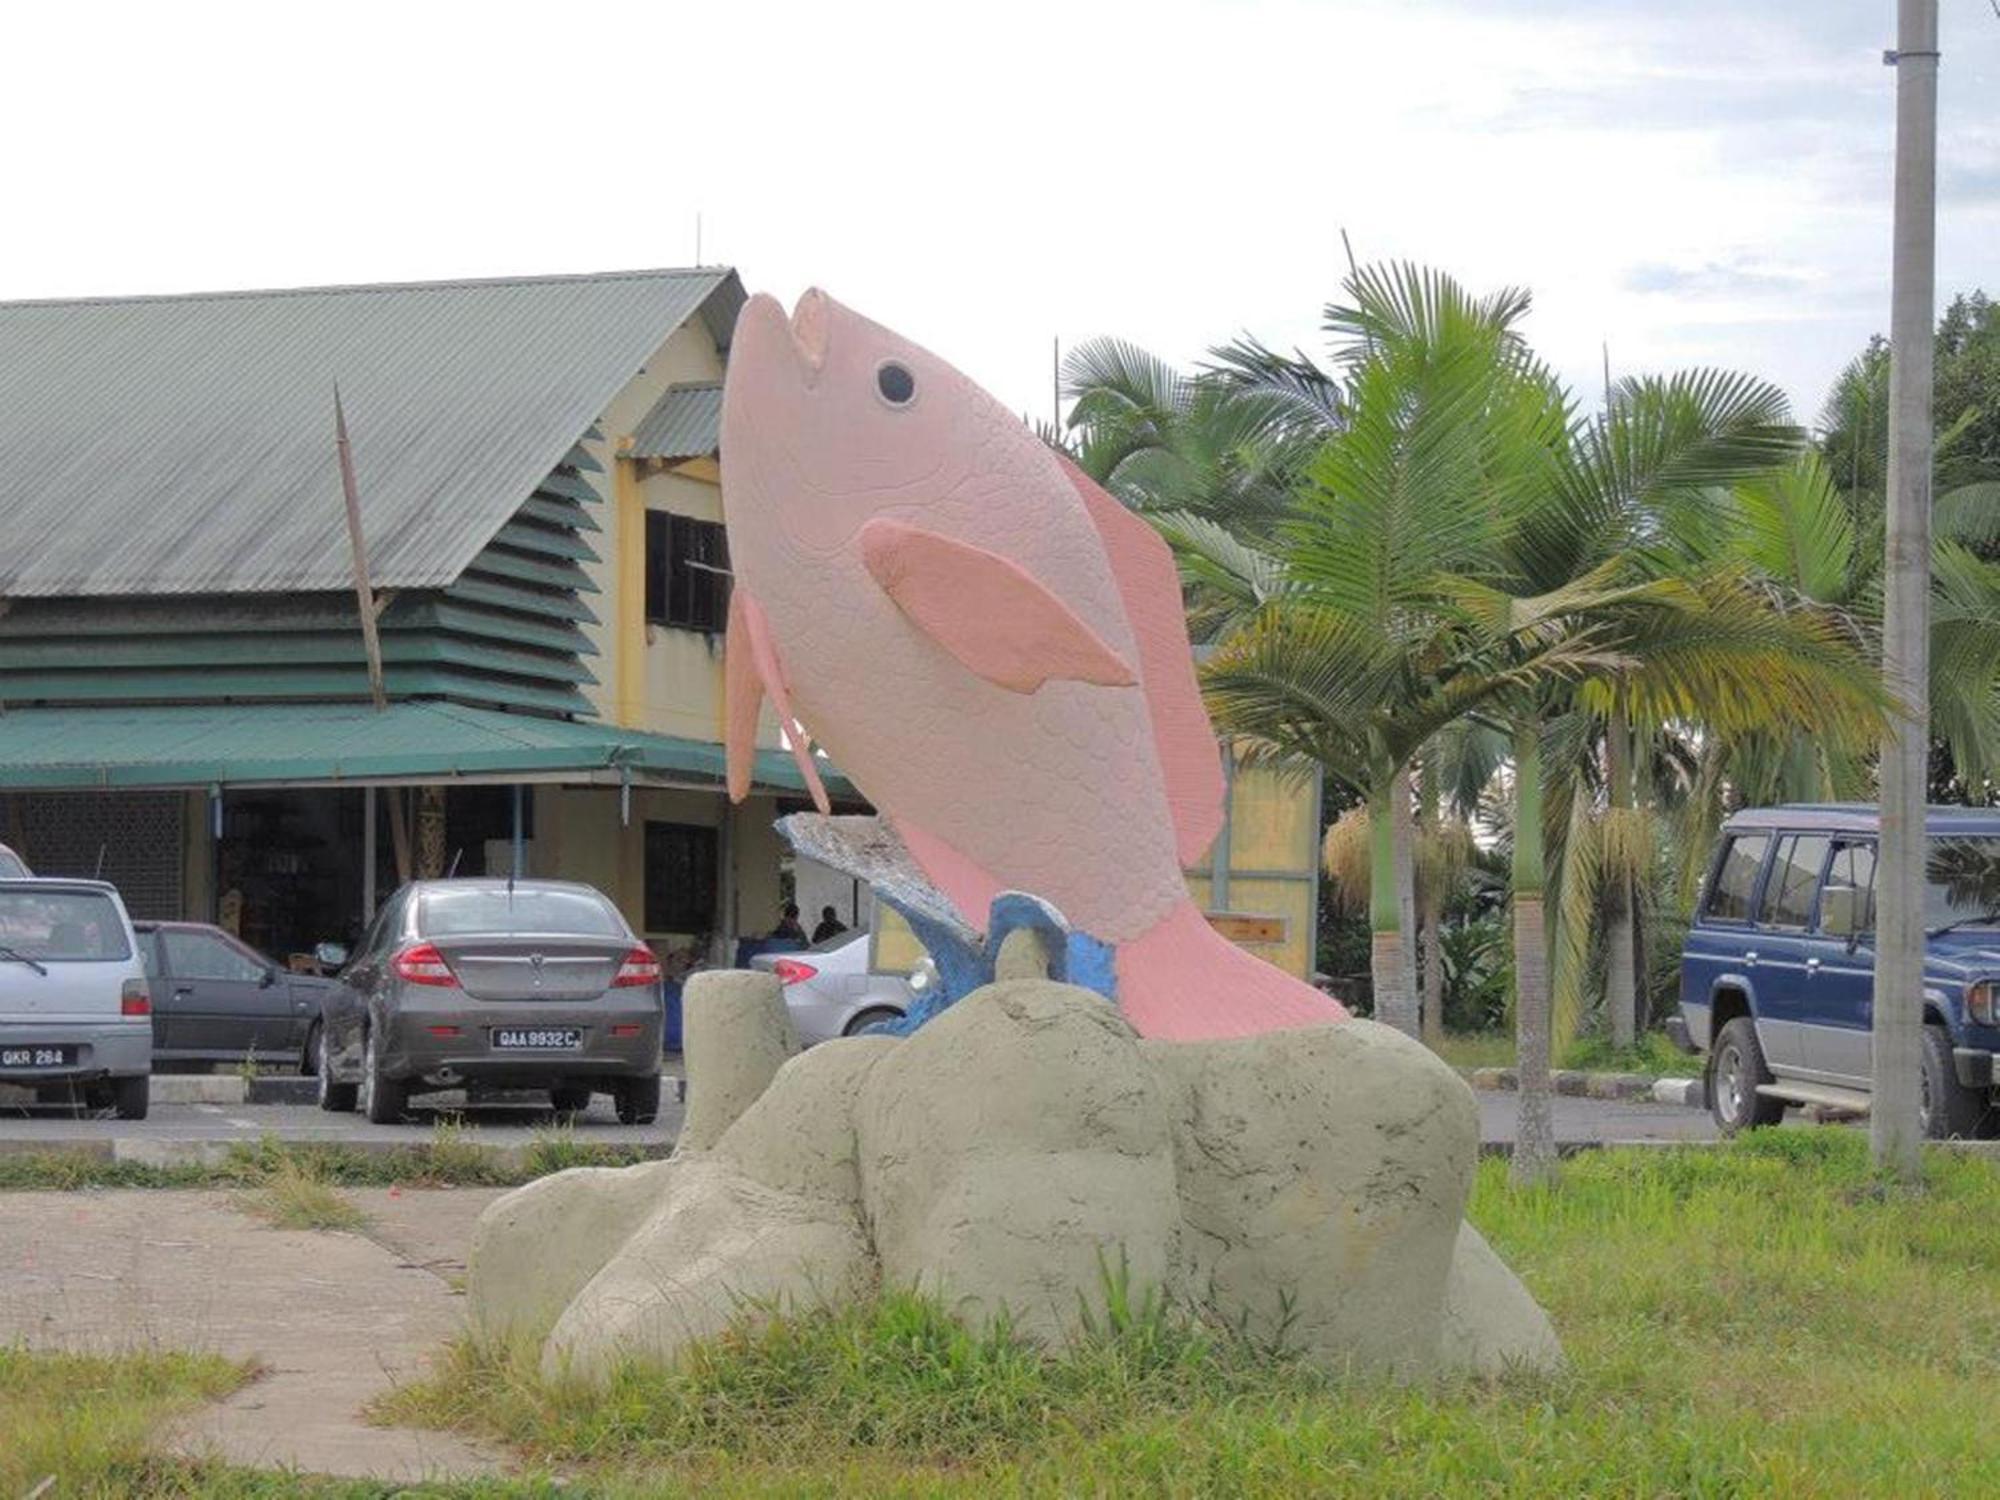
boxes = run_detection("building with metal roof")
[0,267,852,966]
[630,381,723,463]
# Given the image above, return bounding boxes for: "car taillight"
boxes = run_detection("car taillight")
[772,958,818,985]
[120,979,151,1016]
[1970,982,1999,1026]
[392,943,459,987]
[612,946,663,988]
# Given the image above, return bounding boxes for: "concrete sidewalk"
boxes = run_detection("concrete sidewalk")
[0,1186,509,1480]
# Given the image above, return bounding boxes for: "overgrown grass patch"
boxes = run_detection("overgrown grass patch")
[0,1347,250,1498]
[376,1132,2000,1496]
[0,1126,665,1194]
[232,1154,371,1233]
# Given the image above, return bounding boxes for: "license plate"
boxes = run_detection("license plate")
[491,1027,582,1051]
[1,1045,76,1068]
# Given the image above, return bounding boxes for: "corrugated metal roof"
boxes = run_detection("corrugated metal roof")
[0,701,854,797]
[630,381,723,461]
[0,268,744,597]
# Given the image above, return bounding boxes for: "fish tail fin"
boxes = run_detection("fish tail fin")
[1115,900,1348,1041]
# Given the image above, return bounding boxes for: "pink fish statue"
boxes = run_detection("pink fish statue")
[720,289,1347,1042]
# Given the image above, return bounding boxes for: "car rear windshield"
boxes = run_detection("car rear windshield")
[417,887,624,938]
[1926,836,2000,928]
[0,889,131,960]
[0,849,27,878]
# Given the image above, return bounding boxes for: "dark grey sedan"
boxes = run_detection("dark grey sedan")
[316,879,664,1125]
[136,921,333,1070]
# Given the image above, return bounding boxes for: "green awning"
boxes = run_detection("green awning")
[0,701,852,798]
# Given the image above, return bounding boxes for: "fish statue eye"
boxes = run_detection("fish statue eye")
[875,360,917,407]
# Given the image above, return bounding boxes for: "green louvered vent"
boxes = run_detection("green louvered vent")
[0,448,606,717]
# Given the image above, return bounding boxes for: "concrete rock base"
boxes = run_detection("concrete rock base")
[469,975,1560,1384]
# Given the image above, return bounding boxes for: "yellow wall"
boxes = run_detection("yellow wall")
[1184,754,1322,980]
[532,783,786,958]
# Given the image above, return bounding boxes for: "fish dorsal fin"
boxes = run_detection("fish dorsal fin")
[859,518,1136,694]
[1059,457,1225,866]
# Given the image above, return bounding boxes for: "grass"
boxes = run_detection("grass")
[362,1131,2000,1496]
[232,1155,371,1233]
[0,1347,250,1499]
[1435,1028,1703,1077]
[0,1124,665,1194]
[18,1134,2000,1494]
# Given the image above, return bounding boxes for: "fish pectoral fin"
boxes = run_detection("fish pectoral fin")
[726,586,831,813]
[859,518,1137,694]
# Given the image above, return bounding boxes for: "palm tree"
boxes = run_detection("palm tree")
[1189,265,1570,1037]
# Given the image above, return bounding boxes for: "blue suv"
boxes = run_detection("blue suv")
[1676,804,2000,1139]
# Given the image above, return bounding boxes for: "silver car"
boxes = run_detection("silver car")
[0,878,152,1118]
[751,931,914,1045]
[316,879,664,1125]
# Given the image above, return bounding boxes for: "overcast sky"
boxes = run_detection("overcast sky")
[3,1,1995,431]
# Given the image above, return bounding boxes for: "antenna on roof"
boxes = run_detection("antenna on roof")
[695,212,703,266]
[446,847,463,879]
[93,843,105,879]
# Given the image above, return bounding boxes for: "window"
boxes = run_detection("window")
[1923,835,2000,930]
[163,929,268,983]
[1760,835,1829,929]
[644,512,731,632]
[417,886,624,938]
[1702,834,1770,923]
[644,821,718,934]
[1822,840,1877,936]
[0,889,131,960]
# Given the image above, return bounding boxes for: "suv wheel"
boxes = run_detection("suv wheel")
[614,1075,661,1126]
[1709,1017,1785,1135]
[360,1026,408,1125]
[316,1024,358,1114]
[111,1074,149,1122]
[1919,1024,1990,1140]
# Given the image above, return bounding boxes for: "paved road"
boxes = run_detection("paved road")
[0,1085,1710,1150]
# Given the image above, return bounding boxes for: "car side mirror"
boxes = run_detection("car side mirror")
[314,941,350,970]
[258,967,277,988]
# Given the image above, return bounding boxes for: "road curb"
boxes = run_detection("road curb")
[1459,1065,1705,1110]
[150,1076,250,1105]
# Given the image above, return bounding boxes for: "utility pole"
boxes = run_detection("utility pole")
[1872,0,1939,1180]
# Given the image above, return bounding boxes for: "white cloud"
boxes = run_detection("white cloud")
[1,0,1994,429]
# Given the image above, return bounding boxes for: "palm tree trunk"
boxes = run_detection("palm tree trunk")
[1369,770,1417,1038]
[1419,760,1445,1047]
[1392,763,1421,1040]
[1605,712,1638,1049]
[1511,723,1557,1186]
